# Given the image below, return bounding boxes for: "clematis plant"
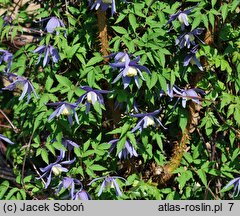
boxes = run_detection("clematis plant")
[108,52,151,89]
[2,74,38,104]
[88,0,116,16]
[60,138,79,160]
[108,138,138,159]
[47,102,79,126]
[183,45,203,71]
[0,134,14,145]
[56,177,82,199]
[166,6,196,30]
[38,156,75,189]
[0,49,13,73]
[131,109,166,133]
[88,176,126,196]
[76,86,110,114]
[45,16,65,35]
[73,189,91,200]
[224,177,240,197]
[176,28,204,49]
[33,45,60,67]
[172,85,204,108]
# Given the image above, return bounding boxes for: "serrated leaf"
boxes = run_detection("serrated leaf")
[197,169,208,187]
[41,149,49,164]
[112,26,128,35]
[55,74,72,87]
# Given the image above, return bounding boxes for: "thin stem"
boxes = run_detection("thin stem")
[0,109,19,133]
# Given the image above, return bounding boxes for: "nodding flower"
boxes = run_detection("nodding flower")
[88,175,126,196]
[224,177,240,197]
[76,86,110,114]
[107,52,151,89]
[131,109,166,133]
[47,102,79,126]
[108,138,138,160]
[166,6,197,30]
[33,45,60,67]
[183,45,203,71]
[0,49,13,73]
[2,74,38,104]
[88,0,116,16]
[45,16,65,35]
[38,156,75,189]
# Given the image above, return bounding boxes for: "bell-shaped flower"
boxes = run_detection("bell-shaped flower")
[172,85,204,108]
[109,53,150,89]
[46,16,65,35]
[38,156,75,189]
[73,189,91,200]
[76,86,110,114]
[131,109,166,133]
[183,45,203,71]
[176,28,204,49]
[56,177,82,199]
[0,134,14,145]
[33,45,60,67]
[47,102,79,126]
[108,138,138,160]
[224,177,240,197]
[0,49,13,73]
[88,175,126,196]
[60,138,79,160]
[88,0,116,16]
[2,74,38,104]
[166,6,196,30]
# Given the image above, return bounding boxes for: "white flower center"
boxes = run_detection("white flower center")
[146,116,155,127]
[190,58,195,65]
[52,165,62,176]
[120,56,126,62]
[126,66,138,77]
[61,106,71,116]
[106,180,114,188]
[15,81,25,90]
[178,13,188,24]
[87,92,93,104]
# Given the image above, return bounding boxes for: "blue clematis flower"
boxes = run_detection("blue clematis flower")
[108,138,138,160]
[108,52,151,89]
[73,189,91,200]
[0,134,14,145]
[183,45,203,71]
[166,6,196,30]
[2,74,38,104]
[176,28,205,49]
[56,177,82,199]
[224,177,240,197]
[60,138,79,160]
[47,102,79,126]
[0,49,13,73]
[38,156,75,189]
[76,86,110,114]
[45,16,65,35]
[172,85,204,108]
[131,109,166,133]
[88,175,126,196]
[33,45,60,67]
[88,0,116,16]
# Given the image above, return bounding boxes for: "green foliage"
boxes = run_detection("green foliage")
[0,0,239,200]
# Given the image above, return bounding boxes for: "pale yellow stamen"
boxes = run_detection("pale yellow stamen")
[15,82,24,90]
[126,66,138,77]
[87,92,93,104]
[146,116,155,127]
[52,166,62,176]
[61,106,71,116]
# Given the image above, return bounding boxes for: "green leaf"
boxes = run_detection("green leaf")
[55,74,72,87]
[112,26,128,35]
[197,169,208,187]
[129,14,138,32]
[90,164,107,171]
[5,188,19,200]
[41,149,49,164]
[45,76,54,91]
[0,181,9,199]
[221,4,228,22]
